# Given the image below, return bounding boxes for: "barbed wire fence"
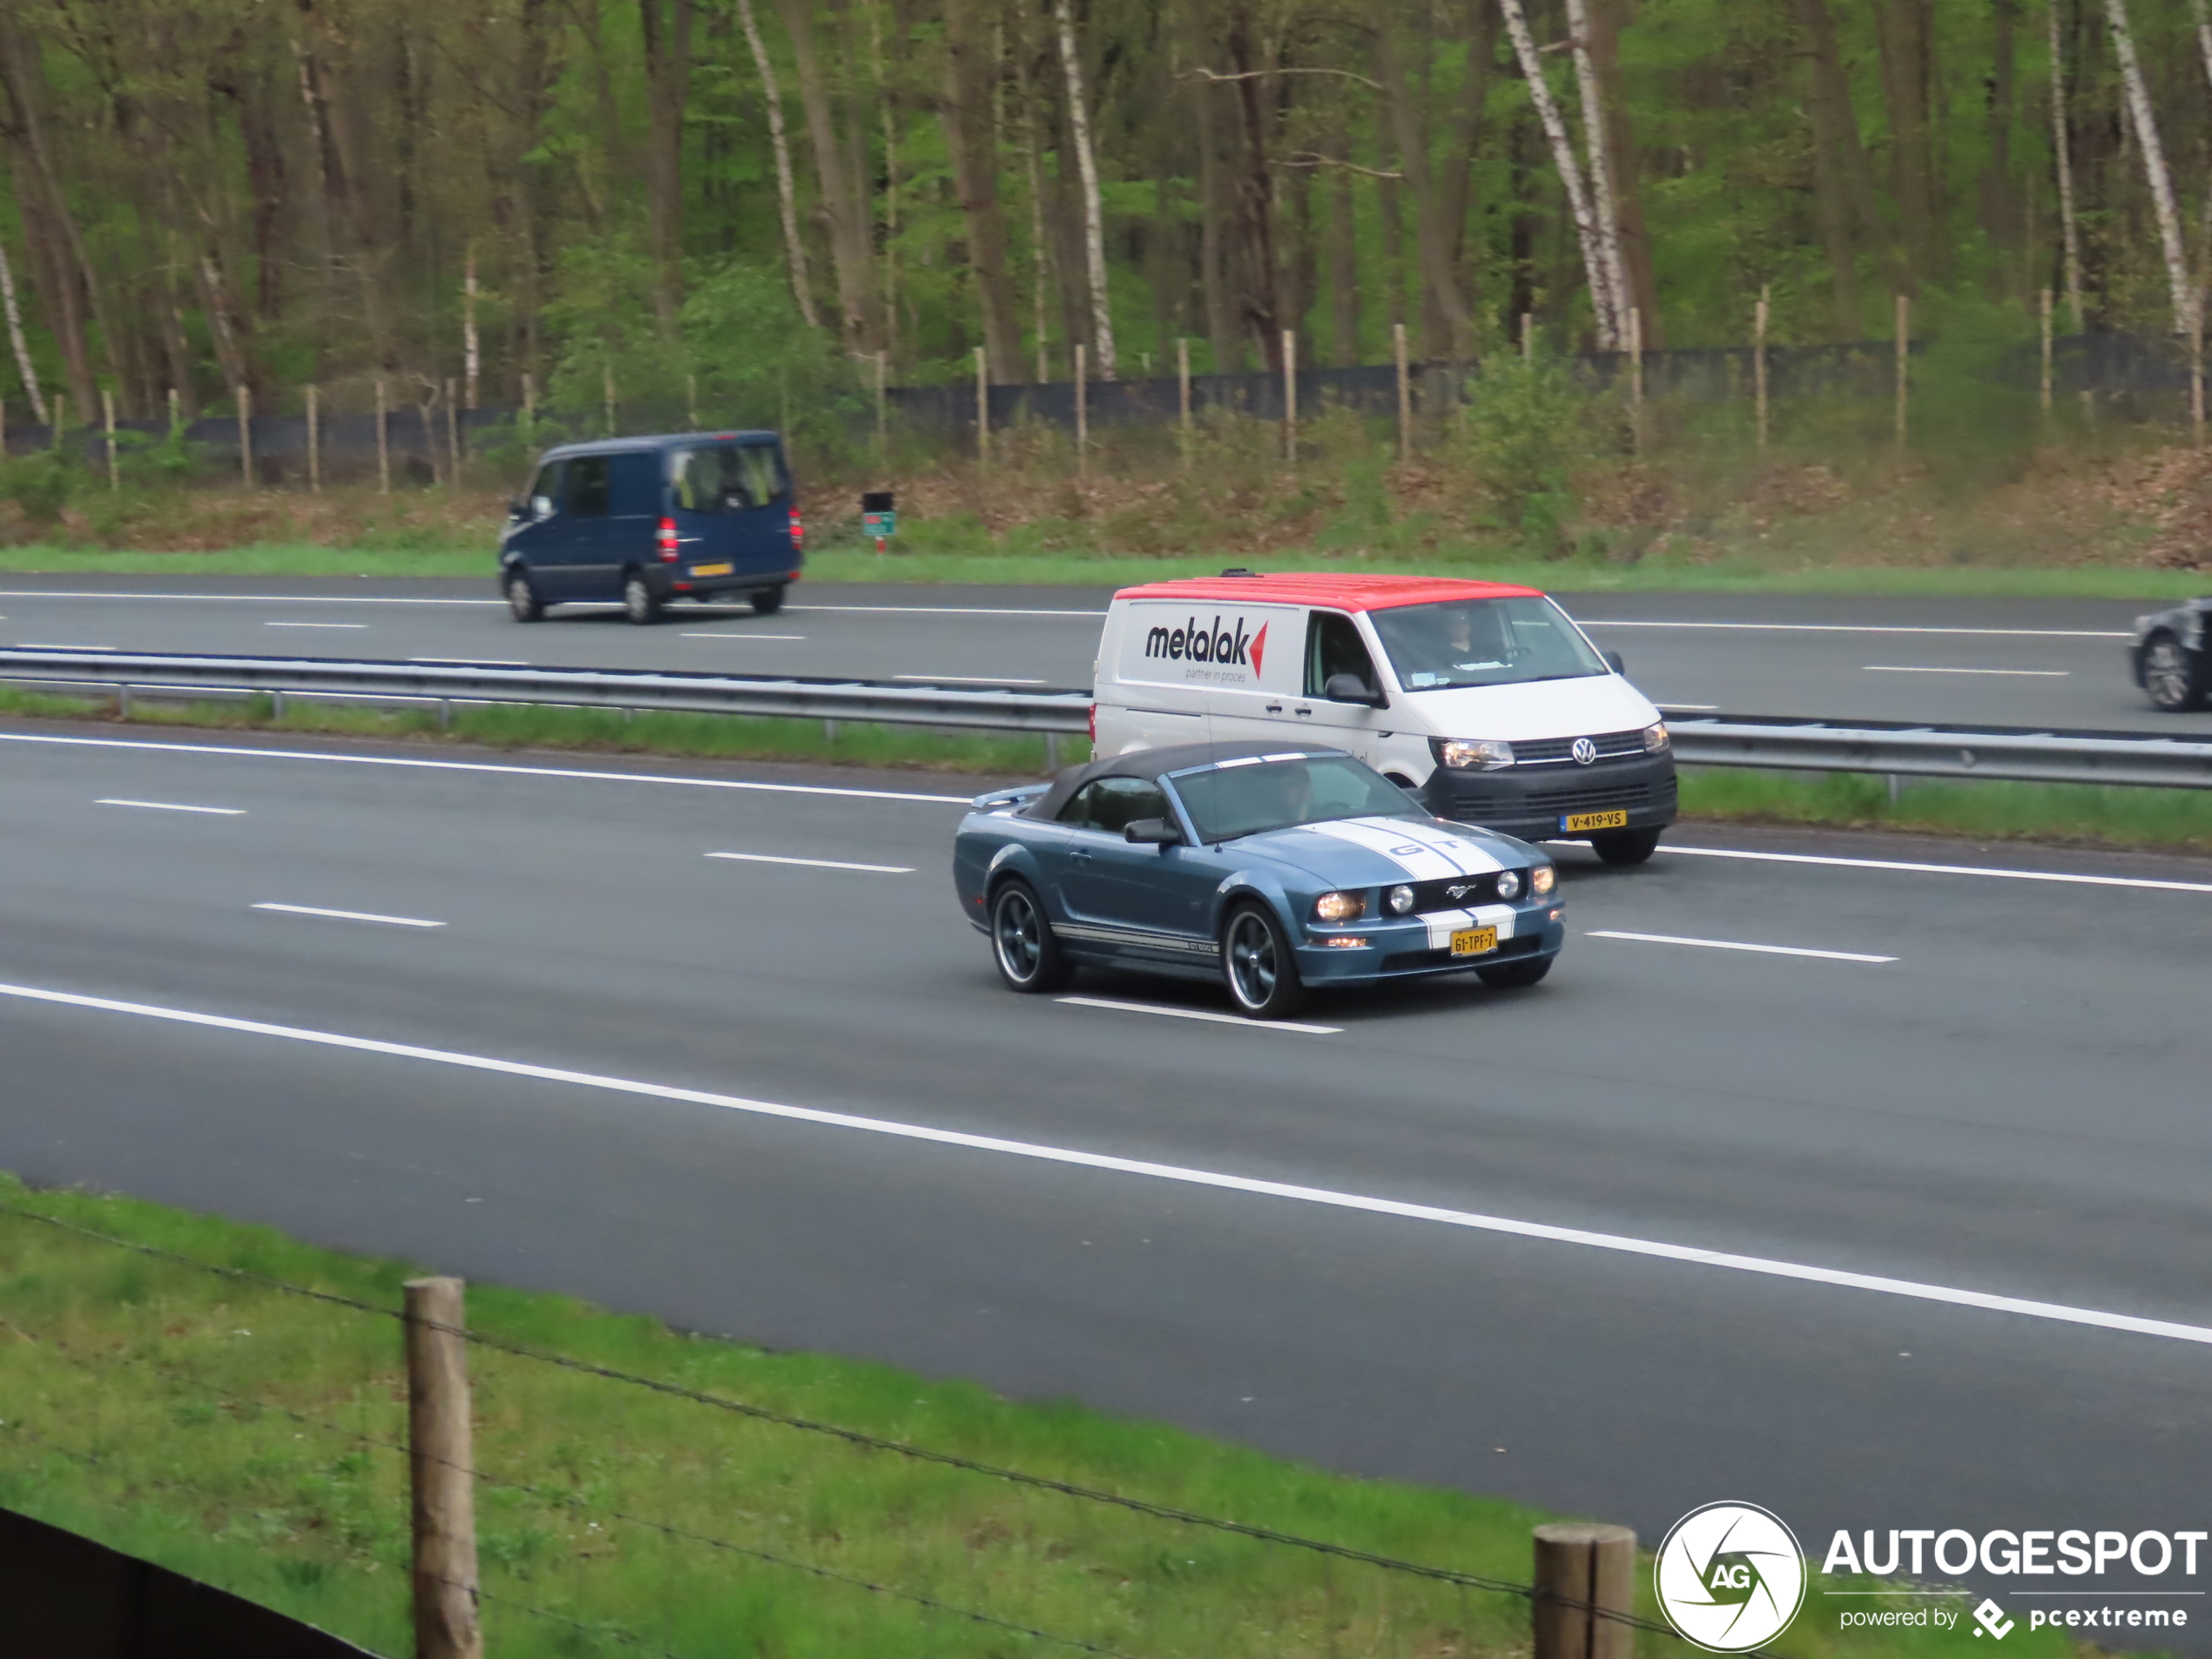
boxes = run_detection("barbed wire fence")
[0,1196,1764,1659]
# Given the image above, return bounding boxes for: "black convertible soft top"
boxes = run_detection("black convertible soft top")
[1024,740,1347,820]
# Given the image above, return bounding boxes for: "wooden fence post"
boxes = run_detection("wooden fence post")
[444,378,461,486]
[405,1277,482,1659]
[375,376,391,496]
[1075,341,1089,481]
[51,392,64,452]
[236,384,253,489]
[1628,307,1644,455]
[974,345,989,474]
[307,384,321,493]
[1177,336,1191,470]
[102,389,118,491]
[2194,311,2207,448]
[686,371,699,431]
[1521,312,1534,362]
[1281,328,1297,473]
[167,387,180,433]
[1894,293,1910,450]
[1754,286,1770,448]
[2040,288,2054,415]
[1533,1522,1636,1659]
[602,362,617,436]
[1393,321,1411,466]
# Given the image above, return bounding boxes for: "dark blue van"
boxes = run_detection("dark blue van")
[498,431,804,624]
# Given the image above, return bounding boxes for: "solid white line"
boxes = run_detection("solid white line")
[1579,619,2131,638]
[894,674,1050,685]
[1057,995,1341,1035]
[409,658,529,666]
[1587,930,1895,963]
[265,621,368,630]
[790,604,1105,618]
[1663,844,2212,895]
[0,732,971,804]
[1863,664,2069,677]
[0,590,502,605]
[253,903,444,928]
[678,632,806,641]
[2,977,2205,1345]
[1656,703,1720,711]
[96,799,246,816]
[14,643,113,651]
[706,852,914,873]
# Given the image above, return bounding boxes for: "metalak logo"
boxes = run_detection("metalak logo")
[1656,1502,1809,1653]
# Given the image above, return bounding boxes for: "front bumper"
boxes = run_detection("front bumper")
[1292,901,1567,985]
[1423,749,1676,840]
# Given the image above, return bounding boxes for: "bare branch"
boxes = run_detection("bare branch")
[1183,64,1382,91]
[1273,152,1404,180]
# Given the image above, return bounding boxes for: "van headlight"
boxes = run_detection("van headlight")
[1642,722,1670,752]
[1531,863,1555,895]
[1313,891,1366,922]
[1439,738,1515,770]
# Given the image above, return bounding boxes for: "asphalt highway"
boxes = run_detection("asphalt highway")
[3,719,2209,1639]
[1,575,2202,733]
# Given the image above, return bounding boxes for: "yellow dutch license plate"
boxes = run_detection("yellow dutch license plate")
[691,562,733,577]
[1449,925,1499,958]
[1561,809,1630,833]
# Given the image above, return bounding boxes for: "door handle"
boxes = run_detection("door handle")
[1070,848,1094,862]
[1292,706,1313,717]
[1264,704,1284,713]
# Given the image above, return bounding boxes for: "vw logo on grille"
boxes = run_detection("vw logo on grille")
[1571,737,1599,765]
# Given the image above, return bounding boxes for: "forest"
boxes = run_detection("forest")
[0,0,2208,438]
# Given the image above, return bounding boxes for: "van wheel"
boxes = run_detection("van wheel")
[751,586,786,616]
[622,570,662,625]
[1221,902,1308,1019]
[990,880,1073,993]
[504,570,543,622]
[1590,827,1662,865]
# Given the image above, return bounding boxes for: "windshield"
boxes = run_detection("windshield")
[1169,755,1420,843]
[1369,597,1608,691]
[671,442,787,512]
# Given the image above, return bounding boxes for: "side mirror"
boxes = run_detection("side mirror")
[1123,817,1184,846]
[531,495,556,519]
[1324,671,1385,706]
[1602,650,1626,676]
[507,498,527,520]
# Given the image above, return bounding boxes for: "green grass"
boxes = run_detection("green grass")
[0,538,2204,599]
[0,1175,2082,1659]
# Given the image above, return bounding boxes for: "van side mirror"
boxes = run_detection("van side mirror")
[1602,650,1626,676]
[1123,817,1184,846]
[530,495,556,519]
[507,498,526,520]
[1324,671,1385,706]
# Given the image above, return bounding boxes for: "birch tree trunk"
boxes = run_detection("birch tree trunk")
[1052,0,1116,378]
[0,239,45,421]
[735,0,819,328]
[2048,0,2085,328]
[1497,0,1617,347]
[2188,0,2212,98]
[2102,0,2196,335]
[1562,0,1629,351]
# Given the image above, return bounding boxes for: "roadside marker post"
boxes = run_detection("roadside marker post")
[405,1276,482,1659]
[1533,1522,1635,1659]
[862,489,897,556]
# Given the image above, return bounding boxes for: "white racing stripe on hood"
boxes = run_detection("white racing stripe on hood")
[1305,817,1504,880]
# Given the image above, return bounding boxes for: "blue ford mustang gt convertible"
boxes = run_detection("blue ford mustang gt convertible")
[952,741,1565,1018]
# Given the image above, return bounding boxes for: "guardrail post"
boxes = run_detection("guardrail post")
[406,1276,482,1659]
[1534,1522,1635,1659]
[1044,733,1061,771]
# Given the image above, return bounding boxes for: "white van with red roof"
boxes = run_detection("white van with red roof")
[1090,571,1675,863]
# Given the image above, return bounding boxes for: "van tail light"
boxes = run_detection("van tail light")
[656,516,679,562]
[1088,704,1097,743]
[787,509,805,549]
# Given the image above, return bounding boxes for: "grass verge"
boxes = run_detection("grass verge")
[0,1174,2072,1659]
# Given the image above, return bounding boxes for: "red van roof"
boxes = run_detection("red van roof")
[1111,573,1545,612]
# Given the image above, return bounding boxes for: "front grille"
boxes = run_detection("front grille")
[1521,780,1653,813]
[1381,934,1541,974]
[1510,729,1649,765]
[1400,872,1518,911]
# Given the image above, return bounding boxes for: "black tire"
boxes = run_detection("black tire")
[1220,901,1308,1019]
[1477,956,1553,989]
[989,880,1074,993]
[622,570,663,625]
[1590,826,1662,865]
[504,569,544,622]
[2142,632,2208,711]
[751,585,786,616]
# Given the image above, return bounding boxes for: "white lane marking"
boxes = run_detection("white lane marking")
[1588,930,1895,963]
[96,799,245,816]
[894,674,1050,685]
[1057,995,1341,1035]
[1663,844,2212,895]
[678,632,807,641]
[1863,664,2069,677]
[14,643,113,651]
[253,903,444,928]
[0,732,971,804]
[790,604,1105,618]
[1579,619,2132,639]
[706,852,914,873]
[410,657,529,666]
[1656,703,1719,711]
[0,590,501,605]
[265,621,368,630]
[3,978,2207,1345]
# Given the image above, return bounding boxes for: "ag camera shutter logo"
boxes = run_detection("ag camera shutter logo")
[1656,1501,1808,1652]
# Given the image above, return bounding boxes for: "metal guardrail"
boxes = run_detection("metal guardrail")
[3,649,2209,789]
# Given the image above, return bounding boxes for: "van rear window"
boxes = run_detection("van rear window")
[672,443,788,512]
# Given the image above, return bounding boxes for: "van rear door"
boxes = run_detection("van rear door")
[669,439,793,582]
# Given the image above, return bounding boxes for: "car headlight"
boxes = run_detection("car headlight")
[1386,884,1415,914]
[1313,891,1366,922]
[1440,738,1515,770]
[1495,869,1522,900]
[1642,721,1670,752]
[1531,863,1555,896]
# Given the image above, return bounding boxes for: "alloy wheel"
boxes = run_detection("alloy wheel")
[1224,910,1279,1010]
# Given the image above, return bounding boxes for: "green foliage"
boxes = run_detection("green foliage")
[0,448,81,527]
[1448,359,1620,550]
